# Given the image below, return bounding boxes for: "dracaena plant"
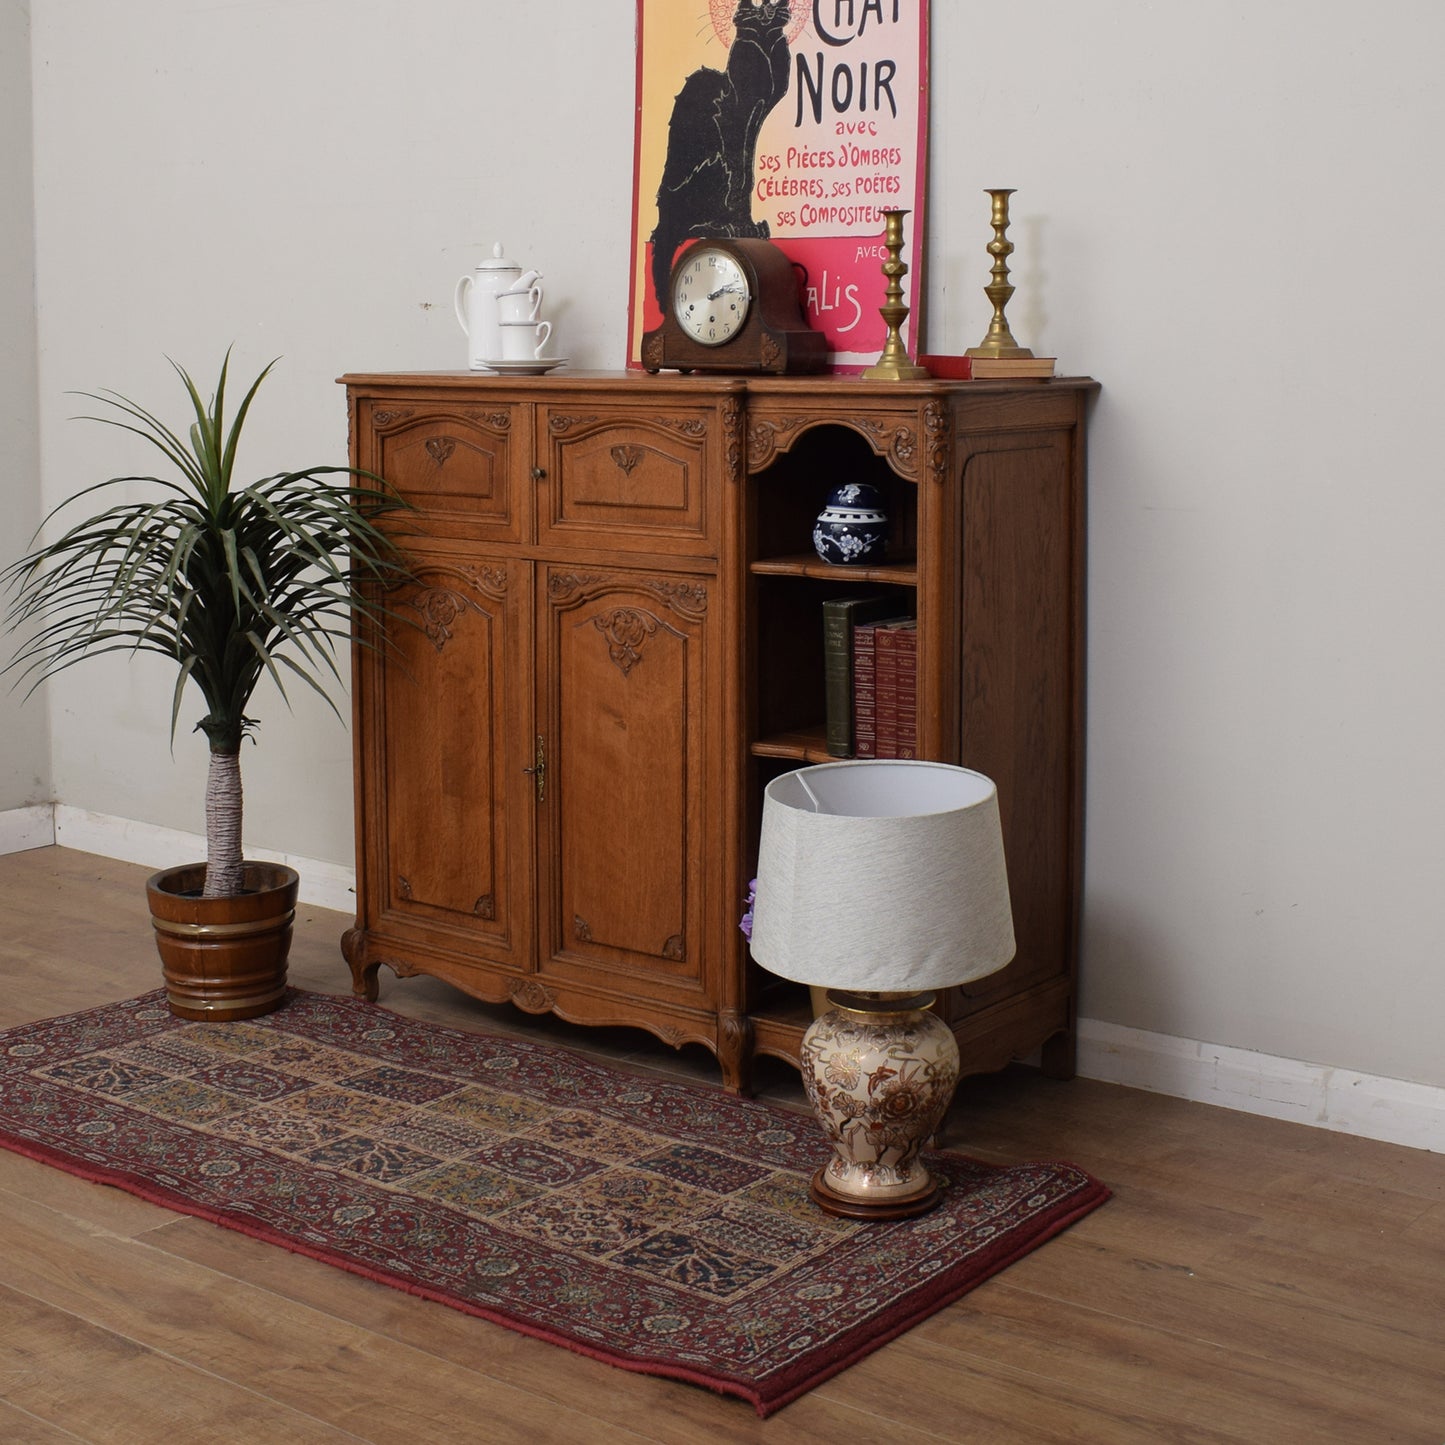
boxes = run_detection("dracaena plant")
[2,351,414,898]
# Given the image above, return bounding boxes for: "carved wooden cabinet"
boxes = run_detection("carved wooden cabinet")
[341,371,1096,1093]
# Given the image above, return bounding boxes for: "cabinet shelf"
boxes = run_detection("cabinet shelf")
[750,553,918,585]
[750,724,835,764]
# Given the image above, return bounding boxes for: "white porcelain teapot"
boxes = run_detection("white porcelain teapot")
[455,243,529,370]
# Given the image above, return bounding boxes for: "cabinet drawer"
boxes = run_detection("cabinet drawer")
[535,406,715,557]
[365,402,523,542]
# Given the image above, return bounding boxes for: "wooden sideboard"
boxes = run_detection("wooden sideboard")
[340,370,1097,1093]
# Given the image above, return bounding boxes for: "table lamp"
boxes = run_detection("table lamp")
[748,760,1016,1219]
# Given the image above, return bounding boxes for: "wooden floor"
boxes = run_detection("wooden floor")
[0,847,1441,1443]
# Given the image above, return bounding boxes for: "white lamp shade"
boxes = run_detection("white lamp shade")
[748,760,1016,992]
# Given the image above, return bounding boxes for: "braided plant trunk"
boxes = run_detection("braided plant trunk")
[204,748,245,897]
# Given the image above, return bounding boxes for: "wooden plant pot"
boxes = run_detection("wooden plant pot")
[146,862,299,1021]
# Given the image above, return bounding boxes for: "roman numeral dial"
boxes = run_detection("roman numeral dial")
[672,247,752,346]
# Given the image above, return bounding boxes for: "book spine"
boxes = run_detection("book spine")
[853,622,880,758]
[894,624,917,758]
[822,600,856,758]
[874,624,900,759]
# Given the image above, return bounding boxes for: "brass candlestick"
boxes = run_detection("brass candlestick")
[966,188,1033,359]
[863,209,930,381]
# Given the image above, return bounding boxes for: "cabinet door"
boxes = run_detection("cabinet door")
[954,426,1079,1013]
[534,566,719,1007]
[534,405,716,558]
[362,400,524,543]
[357,555,533,971]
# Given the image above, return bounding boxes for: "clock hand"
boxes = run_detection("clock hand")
[707,283,746,300]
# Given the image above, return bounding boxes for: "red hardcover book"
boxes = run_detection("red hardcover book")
[873,619,916,759]
[918,353,972,379]
[852,620,882,758]
[892,622,918,758]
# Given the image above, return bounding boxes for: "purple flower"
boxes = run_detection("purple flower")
[739,878,757,940]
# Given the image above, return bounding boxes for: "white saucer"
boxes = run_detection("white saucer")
[481,356,569,376]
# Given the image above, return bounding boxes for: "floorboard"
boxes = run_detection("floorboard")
[1,846,1442,1443]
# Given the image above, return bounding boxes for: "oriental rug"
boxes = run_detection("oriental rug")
[0,989,1108,1417]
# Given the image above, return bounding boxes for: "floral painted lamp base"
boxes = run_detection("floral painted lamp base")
[799,990,960,1219]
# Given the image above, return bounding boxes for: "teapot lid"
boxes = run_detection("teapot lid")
[475,241,522,272]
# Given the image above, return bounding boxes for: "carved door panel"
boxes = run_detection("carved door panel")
[951,427,1078,1017]
[534,566,717,1006]
[363,401,523,543]
[534,404,717,558]
[365,555,534,970]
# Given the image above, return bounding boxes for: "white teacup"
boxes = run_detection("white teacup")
[497,284,544,323]
[499,318,552,361]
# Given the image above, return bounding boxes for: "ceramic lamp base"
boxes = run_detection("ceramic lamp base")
[799,990,961,1219]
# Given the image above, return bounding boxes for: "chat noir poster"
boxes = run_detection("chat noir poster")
[629,1,929,370]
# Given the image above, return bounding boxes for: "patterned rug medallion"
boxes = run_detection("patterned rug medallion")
[0,990,1109,1416]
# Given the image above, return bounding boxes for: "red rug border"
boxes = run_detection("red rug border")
[0,990,1112,1417]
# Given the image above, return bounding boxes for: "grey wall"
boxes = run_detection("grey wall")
[0,0,50,811]
[17,1,1445,1089]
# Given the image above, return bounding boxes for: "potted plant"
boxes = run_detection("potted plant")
[2,351,413,1020]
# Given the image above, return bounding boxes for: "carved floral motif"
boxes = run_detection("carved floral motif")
[462,409,511,431]
[547,414,599,435]
[610,445,644,475]
[548,572,604,604]
[747,415,810,471]
[721,394,744,484]
[549,573,707,622]
[424,437,456,467]
[509,978,555,1013]
[594,608,659,676]
[924,400,950,485]
[462,565,508,599]
[717,1010,756,1092]
[414,589,464,650]
[747,412,920,480]
[647,578,708,620]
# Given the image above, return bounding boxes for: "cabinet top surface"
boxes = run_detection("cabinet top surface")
[339,369,1098,400]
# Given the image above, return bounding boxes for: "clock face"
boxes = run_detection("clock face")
[672,247,752,346]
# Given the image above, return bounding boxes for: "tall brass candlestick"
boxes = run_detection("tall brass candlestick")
[966,188,1033,360]
[862,209,930,382]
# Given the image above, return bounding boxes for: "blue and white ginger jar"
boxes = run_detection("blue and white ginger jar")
[813,482,889,565]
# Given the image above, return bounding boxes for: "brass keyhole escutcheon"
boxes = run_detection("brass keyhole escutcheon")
[522,734,546,801]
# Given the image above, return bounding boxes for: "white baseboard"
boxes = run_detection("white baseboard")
[50,805,357,915]
[7,802,1442,1152]
[0,804,57,855]
[1078,1017,1444,1154]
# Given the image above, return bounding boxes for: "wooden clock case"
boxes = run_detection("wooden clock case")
[640,237,829,375]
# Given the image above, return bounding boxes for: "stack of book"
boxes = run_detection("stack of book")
[856,617,916,759]
[919,353,1057,380]
[822,596,917,759]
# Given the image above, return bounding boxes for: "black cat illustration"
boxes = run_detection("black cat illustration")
[649,0,793,314]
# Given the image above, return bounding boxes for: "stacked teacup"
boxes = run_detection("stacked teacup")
[497,277,553,363]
